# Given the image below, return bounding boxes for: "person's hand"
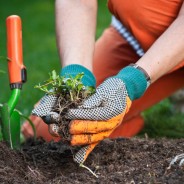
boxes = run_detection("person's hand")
[31,94,62,137]
[32,77,132,140]
[31,64,96,136]
[69,95,132,164]
[32,64,150,164]
[65,64,150,164]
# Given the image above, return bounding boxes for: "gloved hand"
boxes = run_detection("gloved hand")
[66,64,150,164]
[32,64,150,165]
[70,100,132,164]
[31,64,96,136]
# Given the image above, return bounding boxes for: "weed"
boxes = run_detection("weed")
[35,70,95,141]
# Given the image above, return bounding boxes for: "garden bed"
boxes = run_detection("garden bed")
[0,137,184,184]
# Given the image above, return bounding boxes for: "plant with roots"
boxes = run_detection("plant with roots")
[35,70,95,140]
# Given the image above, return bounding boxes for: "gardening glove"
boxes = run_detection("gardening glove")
[66,64,151,164]
[31,64,96,136]
[71,103,131,164]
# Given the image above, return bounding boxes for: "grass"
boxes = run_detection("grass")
[140,98,184,138]
[0,0,184,138]
[0,0,59,115]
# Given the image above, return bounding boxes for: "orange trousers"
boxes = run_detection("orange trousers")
[21,26,184,141]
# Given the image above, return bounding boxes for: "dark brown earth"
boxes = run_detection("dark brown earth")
[1,137,184,184]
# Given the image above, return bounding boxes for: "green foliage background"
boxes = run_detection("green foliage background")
[0,0,184,138]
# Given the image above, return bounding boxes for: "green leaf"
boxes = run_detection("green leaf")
[75,73,84,81]
[34,71,91,102]
[77,83,83,92]
[51,70,57,80]
[15,109,37,141]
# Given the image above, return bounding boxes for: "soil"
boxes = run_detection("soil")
[1,137,184,184]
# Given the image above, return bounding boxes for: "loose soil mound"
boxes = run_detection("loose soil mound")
[0,137,184,184]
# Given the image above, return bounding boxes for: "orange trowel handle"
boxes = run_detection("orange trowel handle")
[6,15,26,89]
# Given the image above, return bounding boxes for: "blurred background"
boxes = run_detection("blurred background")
[0,0,184,138]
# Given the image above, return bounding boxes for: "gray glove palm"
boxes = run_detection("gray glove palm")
[66,78,129,120]
[32,94,60,124]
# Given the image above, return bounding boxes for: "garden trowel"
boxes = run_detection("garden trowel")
[0,15,26,149]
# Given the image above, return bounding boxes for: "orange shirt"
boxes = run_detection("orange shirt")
[108,0,184,70]
[108,0,183,51]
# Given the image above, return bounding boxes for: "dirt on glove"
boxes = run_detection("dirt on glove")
[0,137,184,184]
[51,88,92,142]
[52,93,79,141]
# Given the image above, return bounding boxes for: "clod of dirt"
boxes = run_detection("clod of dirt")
[52,94,77,141]
[52,92,85,141]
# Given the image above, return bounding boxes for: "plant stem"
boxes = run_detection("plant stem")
[35,81,54,88]
[80,163,99,178]
[69,91,74,101]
